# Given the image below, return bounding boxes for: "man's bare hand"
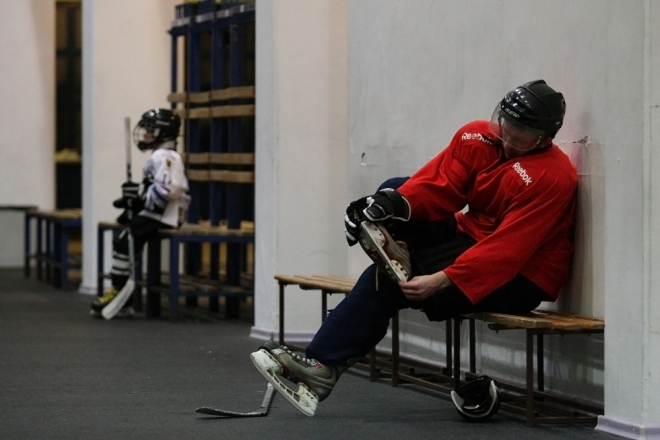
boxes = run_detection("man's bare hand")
[399,271,454,301]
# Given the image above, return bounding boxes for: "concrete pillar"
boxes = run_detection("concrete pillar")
[251,0,348,341]
[79,0,177,295]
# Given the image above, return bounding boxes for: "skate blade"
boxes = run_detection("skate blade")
[359,223,409,282]
[250,349,318,417]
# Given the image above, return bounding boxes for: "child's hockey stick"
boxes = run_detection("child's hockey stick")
[103,117,136,320]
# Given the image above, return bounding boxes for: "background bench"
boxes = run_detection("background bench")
[97,220,254,319]
[24,208,82,288]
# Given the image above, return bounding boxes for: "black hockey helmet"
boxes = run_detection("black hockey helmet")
[451,376,501,421]
[497,80,565,137]
[133,108,181,151]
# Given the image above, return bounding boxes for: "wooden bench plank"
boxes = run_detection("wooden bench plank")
[209,170,255,183]
[273,274,356,294]
[210,104,255,118]
[167,92,188,103]
[210,85,255,101]
[209,152,255,165]
[188,91,211,103]
[465,312,554,329]
[464,310,604,331]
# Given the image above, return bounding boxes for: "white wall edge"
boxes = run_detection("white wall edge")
[78,283,97,296]
[597,415,660,439]
[249,326,316,345]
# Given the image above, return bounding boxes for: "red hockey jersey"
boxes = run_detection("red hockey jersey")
[398,120,577,304]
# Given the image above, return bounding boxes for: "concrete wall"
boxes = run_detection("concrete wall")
[251,0,349,339]
[254,0,660,437]
[0,1,55,266]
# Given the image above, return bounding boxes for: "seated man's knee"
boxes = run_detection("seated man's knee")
[377,177,409,192]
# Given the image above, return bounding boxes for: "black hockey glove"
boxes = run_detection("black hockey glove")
[121,182,140,203]
[344,189,411,246]
[112,182,144,212]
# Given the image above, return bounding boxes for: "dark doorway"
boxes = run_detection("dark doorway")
[55,1,82,209]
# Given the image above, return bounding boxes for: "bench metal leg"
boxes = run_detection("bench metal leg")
[146,235,162,318]
[537,334,544,393]
[446,320,452,378]
[469,318,476,373]
[97,225,105,297]
[56,224,69,288]
[526,330,535,427]
[391,312,399,386]
[24,213,32,278]
[453,317,462,390]
[170,237,180,317]
[278,281,286,345]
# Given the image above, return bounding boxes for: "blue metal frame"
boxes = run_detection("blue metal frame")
[160,2,255,319]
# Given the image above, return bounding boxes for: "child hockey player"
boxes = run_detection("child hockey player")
[91,108,189,318]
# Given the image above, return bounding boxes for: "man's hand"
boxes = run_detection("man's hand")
[344,189,411,246]
[399,271,454,301]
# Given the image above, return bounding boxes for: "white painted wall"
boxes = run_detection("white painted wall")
[4,0,660,436]
[0,1,54,263]
[254,0,660,437]
[78,0,179,294]
[0,0,55,209]
[251,0,349,340]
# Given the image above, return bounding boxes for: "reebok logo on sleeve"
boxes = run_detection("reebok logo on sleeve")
[512,162,532,186]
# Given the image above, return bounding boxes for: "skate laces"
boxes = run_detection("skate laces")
[281,346,319,367]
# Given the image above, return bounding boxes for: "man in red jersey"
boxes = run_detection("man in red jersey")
[250,80,577,417]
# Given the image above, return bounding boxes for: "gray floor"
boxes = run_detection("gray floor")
[0,269,620,440]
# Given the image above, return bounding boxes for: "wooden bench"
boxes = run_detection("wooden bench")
[457,311,605,427]
[147,221,255,318]
[24,208,82,288]
[274,273,604,427]
[97,220,254,318]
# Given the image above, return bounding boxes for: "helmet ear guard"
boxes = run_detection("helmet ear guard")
[451,375,501,421]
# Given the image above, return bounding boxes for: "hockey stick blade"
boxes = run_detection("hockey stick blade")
[195,384,276,418]
[101,278,135,320]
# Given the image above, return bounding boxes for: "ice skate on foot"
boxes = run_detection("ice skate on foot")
[90,286,120,316]
[358,222,412,282]
[250,341,340,417]
[90,286,133,318]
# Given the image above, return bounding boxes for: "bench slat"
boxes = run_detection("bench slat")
[273,274,356,294]
[465,310,604,331]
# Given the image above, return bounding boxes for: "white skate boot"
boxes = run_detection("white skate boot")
[250,341,342,417]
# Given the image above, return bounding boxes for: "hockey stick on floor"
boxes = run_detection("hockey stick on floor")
[103,117,136,320]
[195,383,276,418]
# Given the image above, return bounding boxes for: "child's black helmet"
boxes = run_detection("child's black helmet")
[133,108,181,151]
[499,79,566,138]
